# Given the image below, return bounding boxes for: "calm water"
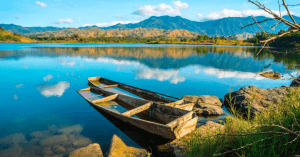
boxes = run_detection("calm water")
[0,43,298,156]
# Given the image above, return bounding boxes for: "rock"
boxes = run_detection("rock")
[107,135,147,157]
[42,147,54,156]
[224,85,295,117]
[29,131,52,139]
[0,133,26,148]
[57,124,83,135]
[197,121,225,134]
[259,71,281,79]
[21,145,42,157]
[52,145,67,154]
[69,143,103,157]
[290,76,300,87]
[72,137,92,148]
[68,134,77,142]
[48,125,59,133]
[182,95,223,107]
[0,145,23,157]
[40,134,68,147]
[193,105,224,116]
[66,147,76,153]
[182,95,223,116]
[162,121,224,157]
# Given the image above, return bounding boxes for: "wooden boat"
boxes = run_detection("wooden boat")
[77,77,198,139]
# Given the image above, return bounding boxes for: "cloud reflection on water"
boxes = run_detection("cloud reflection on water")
[43,74,54,81]
[36,81,70,98]
[136,68,186,84]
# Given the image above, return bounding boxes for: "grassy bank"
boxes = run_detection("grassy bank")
[184,86,300,157]
[147,39,255,46]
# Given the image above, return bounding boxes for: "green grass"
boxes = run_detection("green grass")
[184,86,300,157]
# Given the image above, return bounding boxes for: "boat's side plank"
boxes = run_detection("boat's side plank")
[88,101,177,139]
[77,87,91,92]
[92,94,118,104]
[122,102,153,117]
[89,77,175,103]
[166,111,194,128]
[165,100,184,107]
[174,117,198,139]
[99,84,118,89]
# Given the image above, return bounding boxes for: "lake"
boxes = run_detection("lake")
[0,43,298,156]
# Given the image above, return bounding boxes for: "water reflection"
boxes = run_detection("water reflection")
[36,81,70,98]
[1,45,299,156]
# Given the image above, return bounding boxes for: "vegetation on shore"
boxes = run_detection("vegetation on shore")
[0,26,36,43]
[184,86,300,157]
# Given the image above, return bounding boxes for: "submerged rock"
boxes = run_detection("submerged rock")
[0,145,23,157]
[72,137,92,148]
[42,147,55,156]
[290,75,300,87]
[29,130,52,139]
[52,145,67,154]
[69,143,103,157]
[182,95,223,116]
[259,71,281,79]
[40,134,68,147]
[57,124,83,135]
[107,135,147,157]
[0,133,26,148]
[224,85,295,117]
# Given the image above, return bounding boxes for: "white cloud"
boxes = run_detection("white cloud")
[37,81,70,97]
[201,67,264,80]
[16,15,21,19]
[133,3,181,16]
[115,14,127,20]
[53,18,74,24]
[35,1,47,7]
[197,13,203,17]
[15,84,23,88]
[137,68,185,84]
[173,1,188,10]
[205,9,294,20]
[43,74,54,81]
[58,60,76,67]
[81,21,139,27]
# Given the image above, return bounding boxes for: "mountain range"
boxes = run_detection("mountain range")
[1,15,299,37]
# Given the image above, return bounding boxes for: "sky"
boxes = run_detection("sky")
[0,0,299,28]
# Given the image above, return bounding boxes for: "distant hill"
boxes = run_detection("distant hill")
[97,15,300,36]
[2,15,300,36]
[0,24,64,34]
[0,27,36,42]
[23,27,199,39]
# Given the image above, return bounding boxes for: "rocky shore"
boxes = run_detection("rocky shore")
[1,76,299,157]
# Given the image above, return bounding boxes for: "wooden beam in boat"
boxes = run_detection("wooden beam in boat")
[99,84,118,89]
[88,77,176,103]
[77,87,91,92]
[92,94,118,104]
[122,102,153,117]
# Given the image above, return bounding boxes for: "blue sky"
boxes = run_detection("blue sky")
[0,0,299,28]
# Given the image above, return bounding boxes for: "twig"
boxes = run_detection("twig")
[241,19,274,29]
[278,0,281,17]
[271,21,281,30]
[251,15,266,33]
[282,0,297,24]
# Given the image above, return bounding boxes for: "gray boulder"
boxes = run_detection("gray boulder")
[182,95,223,116]
[290,75,300,87]
[224,85,295,117]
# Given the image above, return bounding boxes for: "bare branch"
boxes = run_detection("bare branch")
[256,42,267,56]
[260,29,298,44]
[241,19,274,29]
[255,46,300,77]
[282,0,297,24]
[278,0,281,17]
[271,21,281,29]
